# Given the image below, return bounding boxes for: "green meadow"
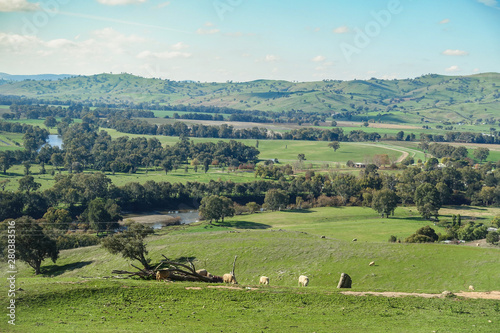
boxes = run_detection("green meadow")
[1,206,499,332]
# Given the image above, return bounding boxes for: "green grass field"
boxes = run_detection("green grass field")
[1,206,499,332]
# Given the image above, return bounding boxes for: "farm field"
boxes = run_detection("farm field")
[1,206,499,332]
[0,136,425,191]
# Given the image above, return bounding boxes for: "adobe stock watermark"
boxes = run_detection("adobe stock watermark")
[22,0,71,36]
[6,220,16,326]
[340,0,407,63]
[213,0,243,21]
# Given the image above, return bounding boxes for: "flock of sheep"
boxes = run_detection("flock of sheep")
[156,268,310,287]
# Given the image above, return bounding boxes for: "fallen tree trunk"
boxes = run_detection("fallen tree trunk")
[111,254,235,283]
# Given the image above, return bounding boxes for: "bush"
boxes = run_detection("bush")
[56,233,101,250]
[405,225,438,243]
[457,222,488,241]
[486,231,499,244]
[388,235,397,243]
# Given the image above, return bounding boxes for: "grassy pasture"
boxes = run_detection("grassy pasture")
[2,279,499,333]
[1,206,499,332]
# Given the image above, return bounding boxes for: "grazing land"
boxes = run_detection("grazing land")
[1,206,499,332]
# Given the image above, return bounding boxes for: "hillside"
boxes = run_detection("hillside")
[0,73,499,123]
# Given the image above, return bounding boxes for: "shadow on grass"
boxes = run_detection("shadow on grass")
[222,221,271,229]
[282,209,314,214]
[42,261,93,276]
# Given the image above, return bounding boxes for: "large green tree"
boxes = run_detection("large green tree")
[0,216,59,275]
[199,195,235,224]
[0,151,14,175]
[264,189,289,211]
[102,221,154,270]
[84,198,122,235]
[473,147,489,163]
[371,189,399,218]
[414,183,442,219]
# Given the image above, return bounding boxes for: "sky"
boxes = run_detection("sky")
[0,0,499,82]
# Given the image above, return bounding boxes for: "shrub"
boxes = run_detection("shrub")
[405,225,438,243]
[486,231,499,244]
[388,235,397,243]
[56,233,101,250]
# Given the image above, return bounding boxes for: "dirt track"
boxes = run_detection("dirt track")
[341,291,500,300]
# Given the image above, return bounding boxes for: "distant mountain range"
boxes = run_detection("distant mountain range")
[0,72,75,82]
[0,72,498,123]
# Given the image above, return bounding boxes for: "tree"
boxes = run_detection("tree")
[0,151,14,175]
[84,198,122,235]
[199,195,235,224]
[473,147,489,163]
[0,217,58,275]
[246,202,260,214]
[414,183,441,219]
[264,189,289,211]
[102,221,154,270]
[44,116,58,128]
[297,153,306,161]
[51,153,64,173]
[43,207,72,230]
[161,158,173,175]
[371,189,398,218]
[328,141,340,152]
[17,175,41,193]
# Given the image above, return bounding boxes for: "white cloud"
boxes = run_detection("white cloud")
[196,28,220,35]
[137,50,191,59]
[439,18,450,24]
[0,0,39,12]
[171,42,189,50]
[204,22,214,27]
[314,27,321,32]
[97,0,147,5]
[473,68,480,72]
[477,0,498,7]
[333,26,349,34]
[442,49,469,56]
[264,54,280,62]
[312,55,326,62]
[445,65,461,72]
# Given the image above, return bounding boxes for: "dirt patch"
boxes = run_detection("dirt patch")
[341,291,500,300]
[207,285,244,290]
[185,287,202,290]
[121,214,180,225]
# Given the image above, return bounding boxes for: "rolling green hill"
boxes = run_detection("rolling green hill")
[0,72,498,123]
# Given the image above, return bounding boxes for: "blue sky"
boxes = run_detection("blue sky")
[0,0,499,82]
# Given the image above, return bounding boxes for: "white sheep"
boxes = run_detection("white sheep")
[156,270,170,281]
[469,285,475,291]
[298,275,309,287]
[223,273,237,284]
[369,261,375,266]
[259,276,269,285]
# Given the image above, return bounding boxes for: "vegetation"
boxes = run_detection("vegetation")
[0,216,58,275]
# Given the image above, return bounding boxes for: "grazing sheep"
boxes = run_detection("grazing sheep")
[223,273,237,284]
[369,261,375,266]
[196,269,208,277]
[298,275,309,287]
[259,276,270,285]
[352,238,357,242]
[469,285,475,291]
[156,270,170,281]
